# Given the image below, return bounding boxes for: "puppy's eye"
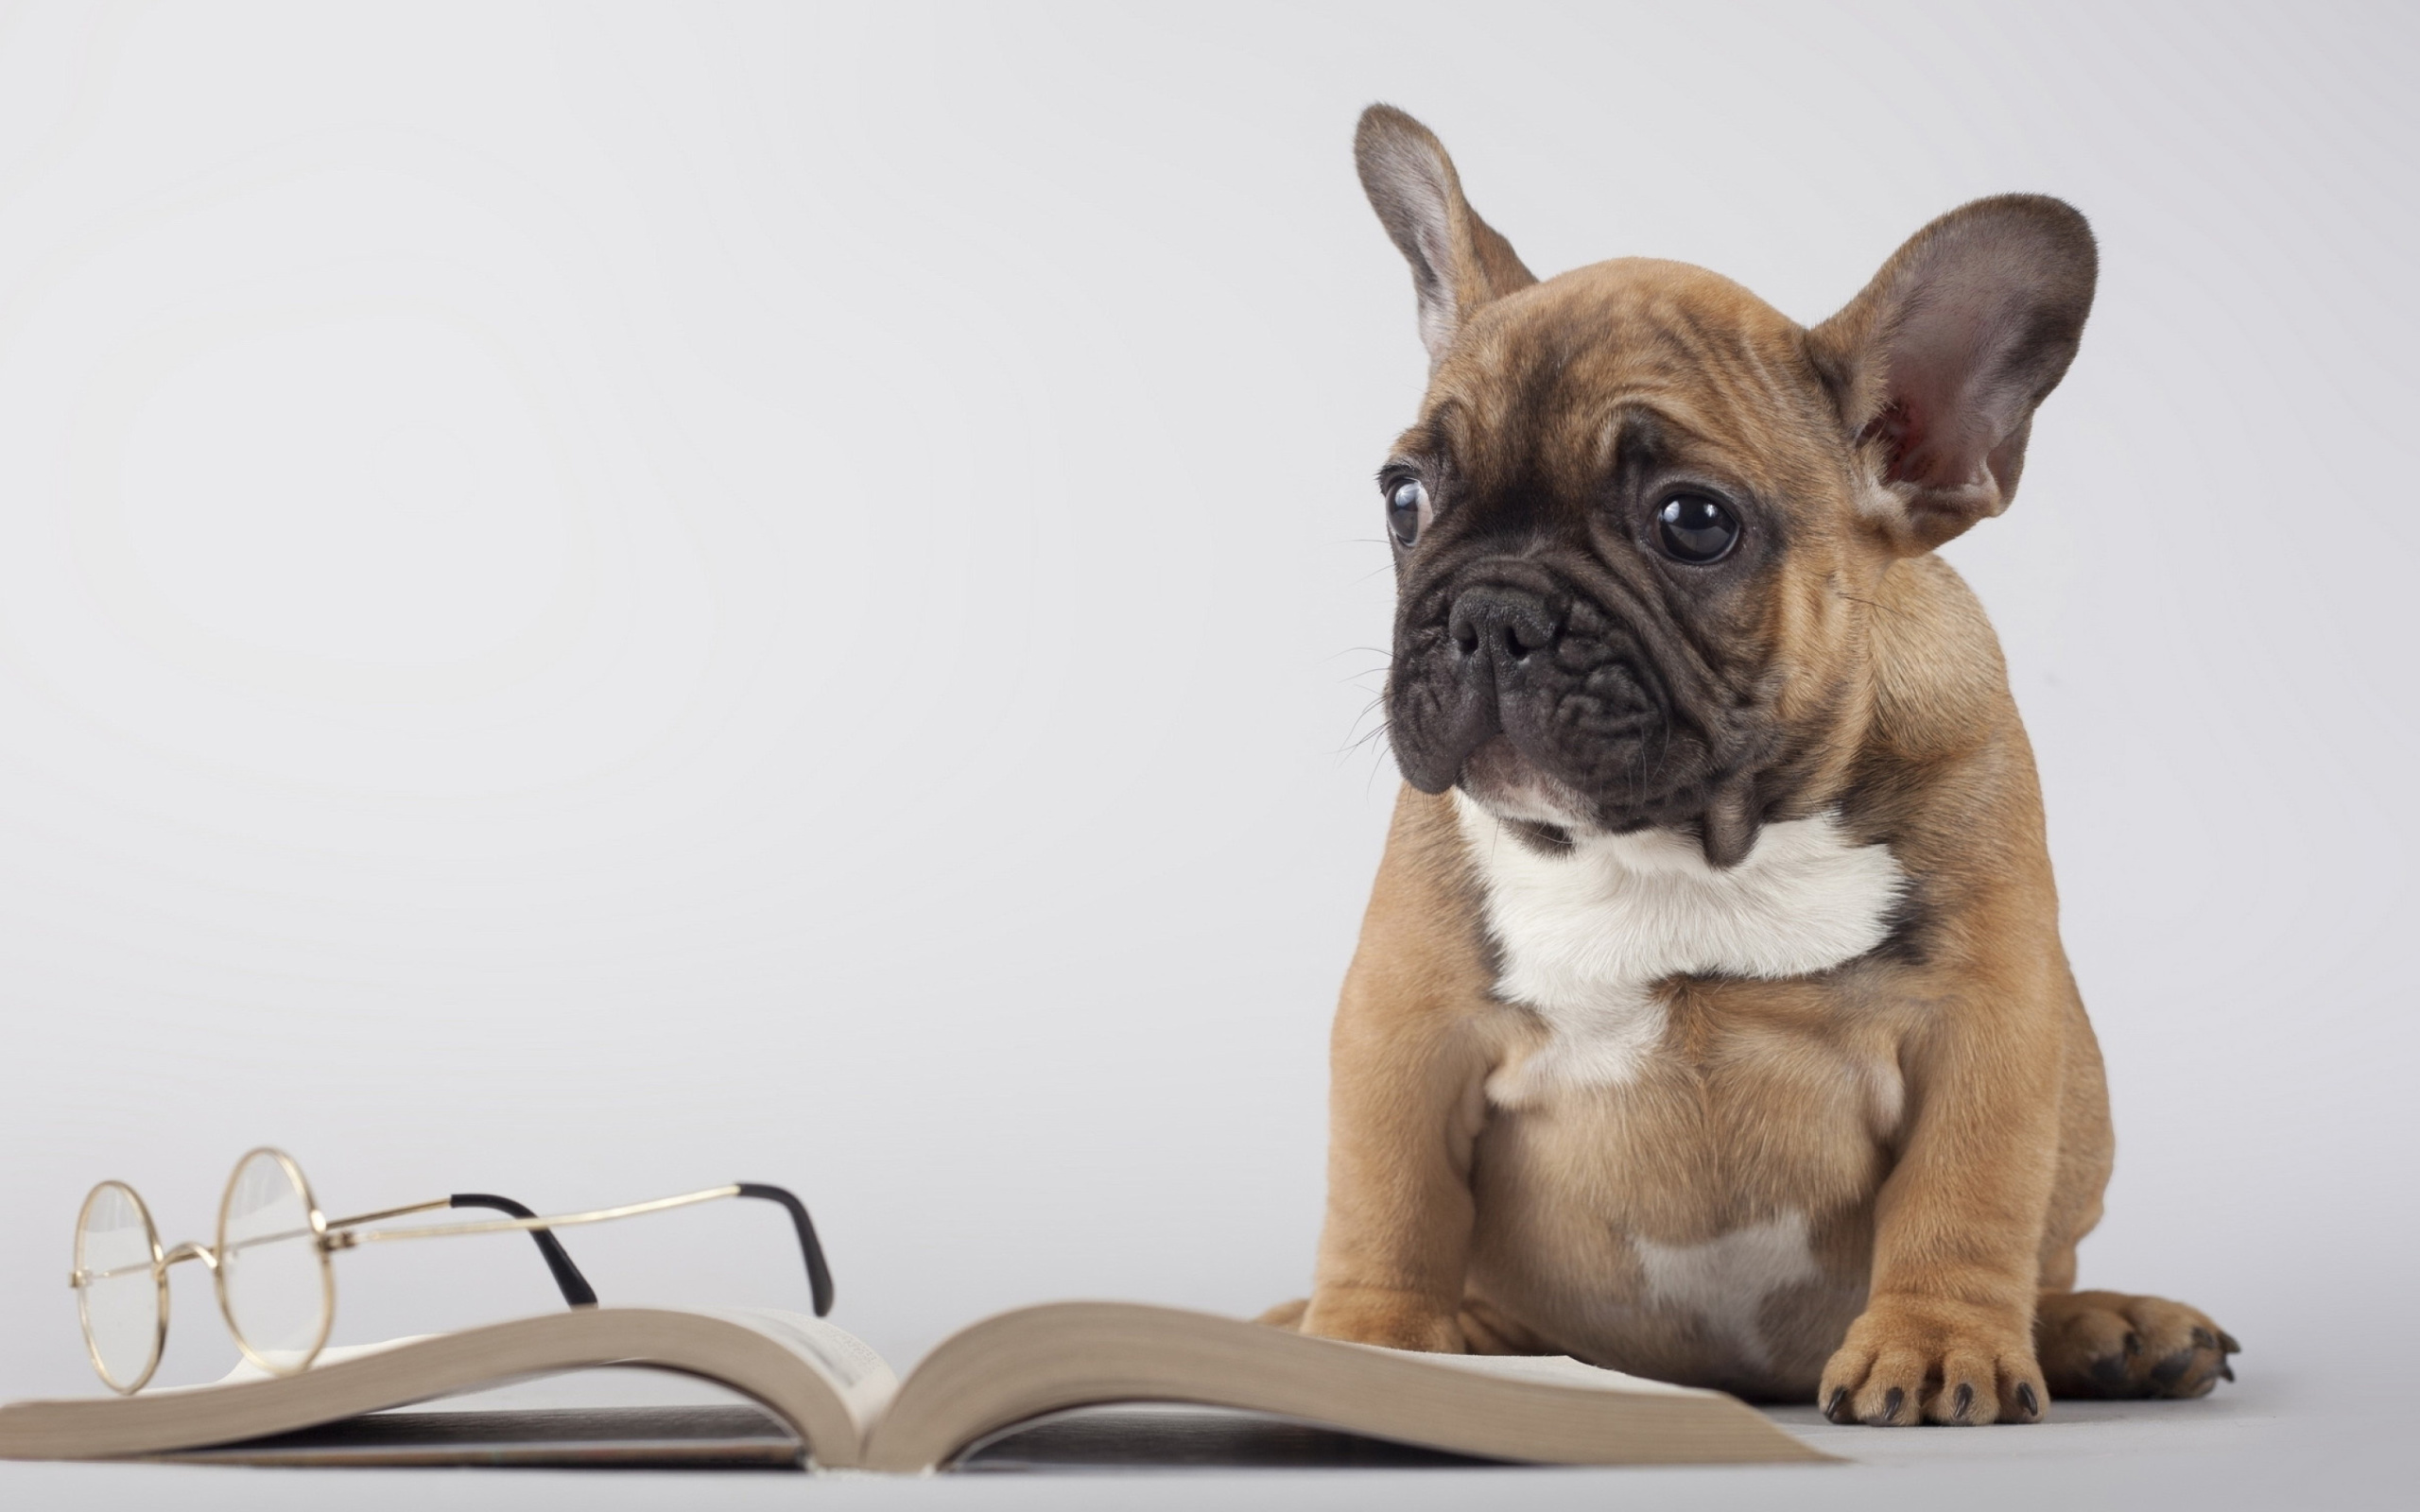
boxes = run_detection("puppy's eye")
[1387,479,1432,547]
[1655,492,1740,563]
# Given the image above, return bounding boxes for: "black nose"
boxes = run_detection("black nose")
[1449,585,1560,668]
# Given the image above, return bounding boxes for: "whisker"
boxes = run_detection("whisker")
[1336,692,1394,763]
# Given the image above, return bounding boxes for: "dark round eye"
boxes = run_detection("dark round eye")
[1655,492,1740,563]
[1387,478,1431,547]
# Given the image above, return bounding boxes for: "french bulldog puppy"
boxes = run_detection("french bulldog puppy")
[1266,106,2236,1425]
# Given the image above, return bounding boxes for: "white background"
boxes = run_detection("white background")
[0,1,2411,1503]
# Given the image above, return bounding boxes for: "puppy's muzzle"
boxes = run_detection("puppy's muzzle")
[1395,578,1668,799]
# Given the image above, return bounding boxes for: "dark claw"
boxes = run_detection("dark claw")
[2220,1360,2235,1383]
[2016,1382,2040,1419]
[1824,1386,1852,1423]
[1952,1383,1974,1421]
[2218,1331,2241,1354]
[1880,1386,1904,1423]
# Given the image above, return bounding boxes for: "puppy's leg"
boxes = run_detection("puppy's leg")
[1819,959,2066,1426]
[2037,1290,2238,1399]
[1298,791,1503,1352]
[1298,966,1495,1351]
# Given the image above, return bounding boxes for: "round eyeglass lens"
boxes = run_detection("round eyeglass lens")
[75,1181,164,1392]
[216,1150,332,1373]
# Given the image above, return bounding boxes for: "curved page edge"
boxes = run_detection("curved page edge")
[860,1301,1833,1471]
[0,1308,858,1465]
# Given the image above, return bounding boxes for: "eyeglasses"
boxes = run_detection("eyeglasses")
[69,1146,834,1395]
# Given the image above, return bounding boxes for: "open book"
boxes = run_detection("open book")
[0,1302,1829,1470]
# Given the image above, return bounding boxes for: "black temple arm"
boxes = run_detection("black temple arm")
[735,1183,834,1316]
[449,1194,599,1308]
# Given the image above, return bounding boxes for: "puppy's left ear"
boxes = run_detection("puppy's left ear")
[1808,195,2096,554]
[1356,104,1538,369]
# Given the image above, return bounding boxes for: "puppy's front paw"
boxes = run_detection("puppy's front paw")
[1819,1297,2044,1426]
[2036,1290,2238,1399]
[1298,1285,1466,1352]
[1254,1297,1309,1331]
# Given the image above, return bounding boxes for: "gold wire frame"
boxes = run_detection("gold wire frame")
[71,1180,168,1395]
[69,1146,756,1395]
[213,1148,337,1378]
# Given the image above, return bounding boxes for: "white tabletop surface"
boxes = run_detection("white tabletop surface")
[2,1370,2394,1512]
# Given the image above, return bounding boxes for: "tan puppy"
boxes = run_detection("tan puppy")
[1266,106,2237,1426]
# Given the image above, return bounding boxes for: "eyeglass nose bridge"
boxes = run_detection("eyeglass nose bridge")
[162,1240,218,1273]
[68,1237,222,1291]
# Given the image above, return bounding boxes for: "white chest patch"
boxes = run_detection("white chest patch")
[1633,1212,1823,1370]
[1455,792,1906,1102]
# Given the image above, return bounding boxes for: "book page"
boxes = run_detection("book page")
[690,1307,899,1435]
[860,1300,1824,1472]
[0,1307,893,1468]
[1357,1347,1719,1397]
[194,1336,443,1389]
[188,1312,897,1453]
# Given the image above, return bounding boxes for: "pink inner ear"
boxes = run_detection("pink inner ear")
[1814,195,2093,549]
[1860,403,1916,479]
[1875,273,2029,490]
[1864,395,1979,492]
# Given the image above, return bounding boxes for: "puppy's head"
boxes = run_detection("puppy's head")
[1357,105,2095,866]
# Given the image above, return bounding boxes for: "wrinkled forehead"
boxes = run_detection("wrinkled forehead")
[1409,259,1841,501]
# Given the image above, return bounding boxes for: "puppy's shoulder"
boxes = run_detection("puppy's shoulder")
[1347,785,1502,1005]
[1841,555,2058,940]
[1863,554,2018,762]
[1345,788,1510,1050]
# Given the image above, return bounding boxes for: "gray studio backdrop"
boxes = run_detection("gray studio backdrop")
[0,1,2410,1406]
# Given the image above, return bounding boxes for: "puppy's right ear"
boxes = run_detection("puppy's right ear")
[1356,105,1537,369]
[1807,196,2097,554]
